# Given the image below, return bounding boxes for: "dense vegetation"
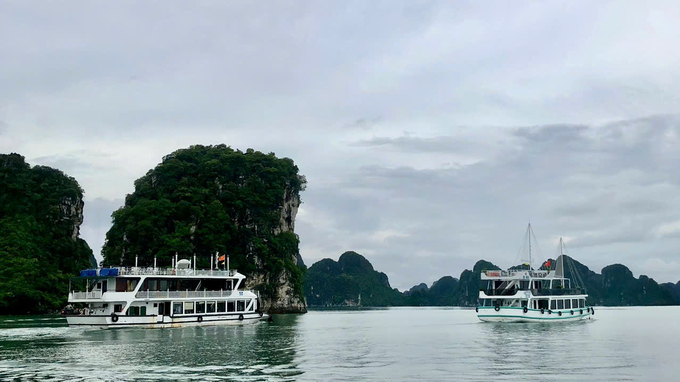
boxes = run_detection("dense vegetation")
[305,251,678,307]
[102,145,307,311]
[305,251,404,306]
[0,154,94,314]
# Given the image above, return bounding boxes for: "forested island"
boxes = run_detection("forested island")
[304,251,680,307]
[0,154,95,314]
[102,145,308,313]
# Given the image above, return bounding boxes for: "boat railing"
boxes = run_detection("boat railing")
[134,290,257,299]
[530,288,585,296]
[69,291,102,300]
[115,267,238,277]
[482,288,585,296]
[482,270,550,278]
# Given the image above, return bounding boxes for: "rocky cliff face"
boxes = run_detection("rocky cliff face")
[246,185,306,313]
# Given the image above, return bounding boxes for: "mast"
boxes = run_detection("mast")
[528,223,532,270]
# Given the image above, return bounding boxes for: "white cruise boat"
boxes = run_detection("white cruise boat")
[476,225,594,323]
[64,257,267,328]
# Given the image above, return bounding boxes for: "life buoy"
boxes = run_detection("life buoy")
[475,307,479,313]
[591,308,595,315]
[570,310,574,315]
[580,309,583,315]
[548,310,552,314]
[111,313,119,322]
[558,311,562,316]
[541,308,545,314]
[494,305,500,312]
[523,307,528,314]
[238,314,244,321]
[197,316,203,323]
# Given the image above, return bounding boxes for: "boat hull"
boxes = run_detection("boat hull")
[477,307,593,323]
[65,312,268,329]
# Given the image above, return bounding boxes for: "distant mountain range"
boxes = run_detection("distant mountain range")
[304,251,680,307]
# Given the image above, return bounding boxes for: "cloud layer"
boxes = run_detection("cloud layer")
[2,1,680,289]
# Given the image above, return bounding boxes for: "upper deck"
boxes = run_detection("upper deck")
[78,267,242,279]
[481,269,552,280]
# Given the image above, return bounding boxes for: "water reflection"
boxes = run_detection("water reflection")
[0,315,303,381]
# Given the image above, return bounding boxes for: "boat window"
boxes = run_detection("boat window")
[173,302,182,315]
[207,301,216,313]
[184,302,194,314]
[237,300,245,312]
[520,281,529,290]
[196,302,205,314]
[557,300,564,309]
[553,280,562,289]
[565,300,571,309]
[140,306,146,315]
[114,304,123,313]
[227,301,235,312]
[217,301,226,312]
[521,300,527,307]
[160,280,168,291]
[550,300,556,310]
[128,306,139,316]
[538,300,549,309]
[572,299,578,309]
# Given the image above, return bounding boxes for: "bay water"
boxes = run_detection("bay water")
[0,307,677,381]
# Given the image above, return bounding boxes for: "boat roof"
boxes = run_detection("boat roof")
[481,269,569,281]
[75,267,245,280]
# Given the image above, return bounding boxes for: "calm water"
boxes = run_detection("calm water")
[0,307,677,381]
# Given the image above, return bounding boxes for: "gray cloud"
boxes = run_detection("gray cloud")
[2,1,680,289]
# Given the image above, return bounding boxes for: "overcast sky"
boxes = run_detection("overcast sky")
[2,1,680,290]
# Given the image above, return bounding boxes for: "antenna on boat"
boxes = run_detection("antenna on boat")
[135,256,138,268]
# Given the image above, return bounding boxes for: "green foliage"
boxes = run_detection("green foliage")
[0,154,94,314]
[102,145,307,303]
[305,251,406,306]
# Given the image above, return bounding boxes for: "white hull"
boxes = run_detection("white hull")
[477,307,593,323]
[66,312,268,329]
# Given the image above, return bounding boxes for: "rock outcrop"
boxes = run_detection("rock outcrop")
[0,153,94,314]
[102,145,307,313]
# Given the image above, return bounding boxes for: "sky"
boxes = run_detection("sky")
[2,1,680,290]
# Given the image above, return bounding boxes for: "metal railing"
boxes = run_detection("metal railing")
[482,270,550,278]
[116,267,237,277]
[481,288,585,296]
[135,290,256,299]
[69,291,102,300]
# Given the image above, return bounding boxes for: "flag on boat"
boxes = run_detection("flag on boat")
[545,260,551,268]
[218,254,225,262]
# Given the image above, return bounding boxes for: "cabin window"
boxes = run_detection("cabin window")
[114,304,123,313]
[550,300,556,310]
[207,301,216,313]
[521,300,527,307]
[128,306,139,316]
[237,300,245,312]
[217,301,226,312]
[227,301,235,312]
[572,299,578,309]
[173,303,182,315]
[520,281,529,290]
[565,300,571,309]
[557,300,564,309]
[160,280,168,291]
[579,299,585,308]
[538,300,549,309]
[184,302,194,314]
[140,306,146,315]
[196,302,206,314]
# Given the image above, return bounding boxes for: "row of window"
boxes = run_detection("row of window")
[479,298,587,310]
[551,298,585,310]
[172,300,252,315]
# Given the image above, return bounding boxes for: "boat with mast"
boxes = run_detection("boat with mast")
[63,254,268,328]
[476,224,594,322]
